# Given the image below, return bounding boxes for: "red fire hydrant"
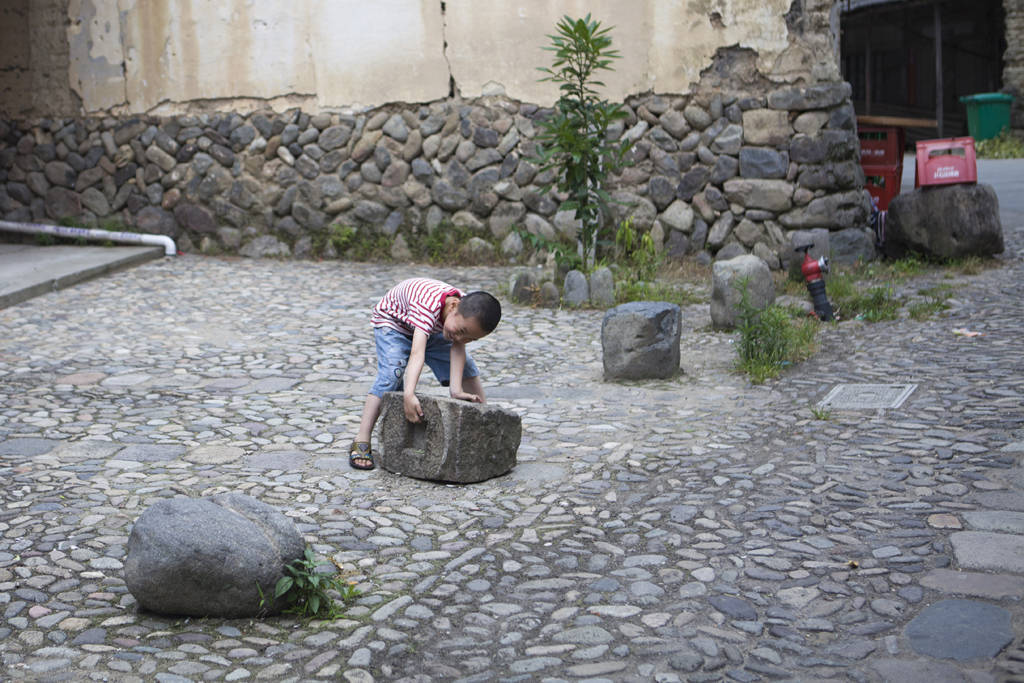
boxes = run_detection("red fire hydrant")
[795,243,834,321]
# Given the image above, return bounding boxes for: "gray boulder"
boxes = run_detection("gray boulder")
[589,266,616,308]
[830,227,876,266]
[710,254,775,330]
[602,302,681,380]
[240,235,291,258]
[563,269,589,307]
[509,270,538,304]
[378,392,521,483]
[124,493,304,617]
[885,184,1004,259]
[501,231,524,258]
[540,281,560,307]
[715,243,748,261]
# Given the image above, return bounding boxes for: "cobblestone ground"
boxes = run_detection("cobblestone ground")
[2,217,1023,682]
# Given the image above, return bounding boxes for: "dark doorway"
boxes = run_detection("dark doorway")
[840,0,1005,143]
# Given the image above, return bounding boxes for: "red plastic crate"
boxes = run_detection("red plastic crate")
[858,126,906,166]
[914,137,977,187]
[863,163,902,211]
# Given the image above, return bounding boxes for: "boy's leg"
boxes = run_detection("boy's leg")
[353,329,412,468]
[356,394,382,443]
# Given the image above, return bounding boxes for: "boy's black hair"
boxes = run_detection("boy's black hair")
[458,291,501,333]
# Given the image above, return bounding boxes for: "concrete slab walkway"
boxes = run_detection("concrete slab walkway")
[0,243,163,309]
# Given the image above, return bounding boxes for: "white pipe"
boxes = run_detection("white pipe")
[0,220,177,256]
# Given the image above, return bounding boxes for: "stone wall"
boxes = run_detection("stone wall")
[0,0,872,268]
[0,81,871,269]
[1006,0,1024,129]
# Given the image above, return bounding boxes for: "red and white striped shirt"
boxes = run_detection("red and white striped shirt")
[371,278,462,336]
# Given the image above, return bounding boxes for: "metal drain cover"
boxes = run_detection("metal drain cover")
[817,383,917,410]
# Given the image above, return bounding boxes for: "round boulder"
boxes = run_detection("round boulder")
[602,301,681,380]
[710,254,775,330]
[124,493,305,617]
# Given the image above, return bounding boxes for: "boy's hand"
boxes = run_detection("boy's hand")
[450,390,482,403]
[404,393,424,423]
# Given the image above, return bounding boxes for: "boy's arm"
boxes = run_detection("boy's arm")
[403,329,428,422]
[449,342,482,403]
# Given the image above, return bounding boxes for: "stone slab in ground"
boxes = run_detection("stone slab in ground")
[0,243,164,309]
[972,491,1024,511]
[920,569,1024,600]
[949,530,1024,573]
[904,599,1013,661]
[870,658,985,683]
[962,510,1024,533]
[379,392,521,483]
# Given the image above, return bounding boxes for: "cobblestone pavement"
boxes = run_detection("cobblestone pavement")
[2,207,1024,680]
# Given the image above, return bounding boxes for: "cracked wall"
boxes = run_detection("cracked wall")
[1,0,840,117]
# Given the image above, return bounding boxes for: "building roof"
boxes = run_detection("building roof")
[840,0,929,12]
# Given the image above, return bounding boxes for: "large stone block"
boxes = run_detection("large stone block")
[601,302,681,380]
[723,178,794,213]
[779,189,871,230]
[379,393,521,483]
[885,183,1004,259]
[710,254,775,330]
[124,493,304,618]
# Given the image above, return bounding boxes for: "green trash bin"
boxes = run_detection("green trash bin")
[959,92,1014,141]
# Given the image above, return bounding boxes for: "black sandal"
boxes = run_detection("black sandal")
[349,442,374,470]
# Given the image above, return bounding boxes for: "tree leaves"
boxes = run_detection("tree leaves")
[534,14,632,270]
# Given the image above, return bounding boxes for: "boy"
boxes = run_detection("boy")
[349,277,502,470]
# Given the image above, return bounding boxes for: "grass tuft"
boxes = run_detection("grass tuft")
[734,279,818,384]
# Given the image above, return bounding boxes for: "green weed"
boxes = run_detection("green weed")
[260,546,361,621]
[810,405,833,420]
[615,279,703,307]
[827,271,900,321]
[908,283,953,320]
[613,217,659,282]
[514,226,581,272]
[313,224,357,255]
[734,279,818,384]
[889,254,927,278]
[975,129,1024,159]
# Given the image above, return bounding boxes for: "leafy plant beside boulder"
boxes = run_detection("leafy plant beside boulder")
[259,546,360,620]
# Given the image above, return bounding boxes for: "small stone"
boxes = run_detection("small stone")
[710,254,774,329]
[589,267,615,308]
[563,270,589,308]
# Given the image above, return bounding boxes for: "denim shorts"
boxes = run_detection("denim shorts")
[369,327,480,398]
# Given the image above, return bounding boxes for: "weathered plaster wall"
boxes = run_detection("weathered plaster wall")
[2,0,841,117]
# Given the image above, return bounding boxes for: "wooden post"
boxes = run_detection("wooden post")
[865,36,872,115]
[934,2,943,137]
